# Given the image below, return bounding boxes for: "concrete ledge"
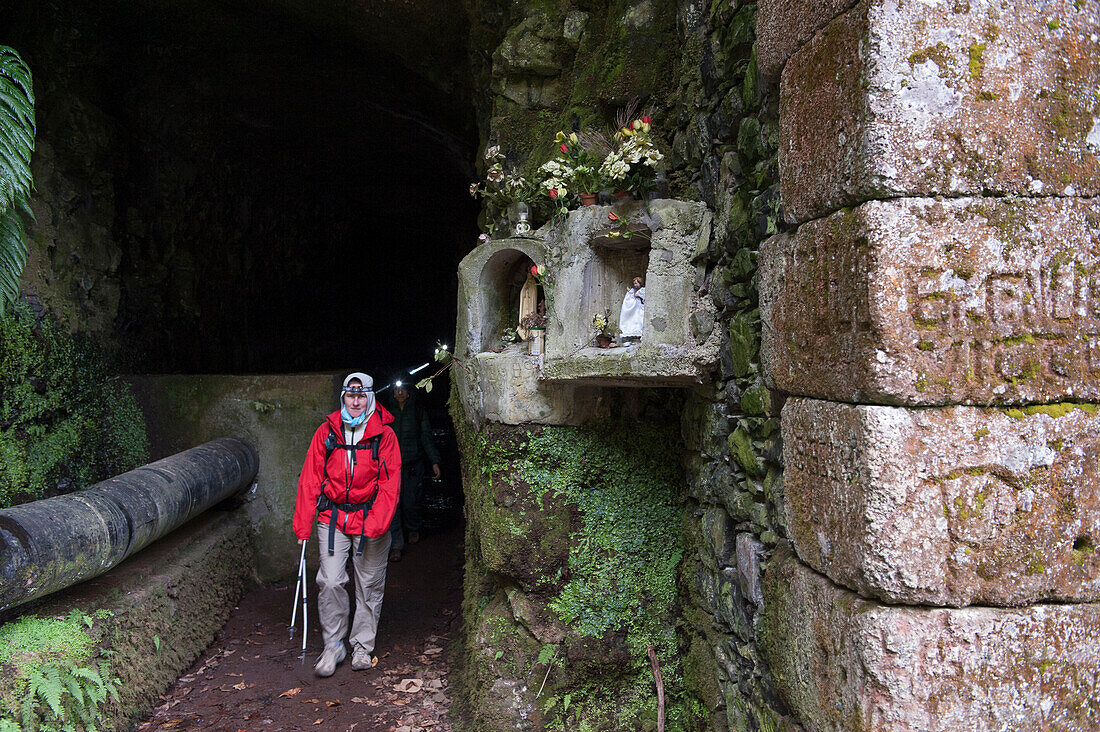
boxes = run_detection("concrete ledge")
[783,398,1100,606]
[36,511,253,729]
[762,548,1100,732]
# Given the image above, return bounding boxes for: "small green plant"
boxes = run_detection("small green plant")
[0,610,120,731]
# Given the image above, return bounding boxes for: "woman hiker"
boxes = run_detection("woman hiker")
[293,372,401,677]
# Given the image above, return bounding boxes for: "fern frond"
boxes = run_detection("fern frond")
[35,667,64,720]
[0,206,27,309]
[21,670,42,731]
[0,46,34,209]
[61,672,88,722]
[0,45,34,314]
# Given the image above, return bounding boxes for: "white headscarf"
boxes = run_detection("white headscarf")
[340,372,376,426]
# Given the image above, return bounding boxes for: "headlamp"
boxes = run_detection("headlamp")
[342,385,373,396]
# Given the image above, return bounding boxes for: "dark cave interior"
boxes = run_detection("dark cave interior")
[5,0,481,385]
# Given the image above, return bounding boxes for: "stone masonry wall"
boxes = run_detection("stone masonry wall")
[759,1,1100,729]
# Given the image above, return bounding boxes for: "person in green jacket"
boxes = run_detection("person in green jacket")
[382,382,441,562]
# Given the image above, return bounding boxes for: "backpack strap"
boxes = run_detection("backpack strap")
[317,427,384,556]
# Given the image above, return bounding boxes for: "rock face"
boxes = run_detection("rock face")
[763,548,1100,732]
[761,196,1100,405]
[783,398,1100,607]
[780,0,1100,224]
[756,0,857,83]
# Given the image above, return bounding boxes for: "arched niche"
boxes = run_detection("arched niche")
[473,247,543,353]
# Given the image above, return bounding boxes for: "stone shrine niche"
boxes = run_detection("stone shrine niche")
[582,235,651,346]
[455,200,720,426]
[470,247,539,354]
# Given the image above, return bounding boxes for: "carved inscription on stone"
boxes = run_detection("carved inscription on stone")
[761,197,1100,405]
[782,397,1100,606]
[763,550,1100,732]
[780,0,1100,224]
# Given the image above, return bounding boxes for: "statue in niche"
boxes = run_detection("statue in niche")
[517,272,539,342]
[619,276,645,342]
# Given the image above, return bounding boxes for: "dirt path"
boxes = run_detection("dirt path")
[138,525,465,732]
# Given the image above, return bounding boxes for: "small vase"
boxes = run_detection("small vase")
[508,201,531,236]
[529,328,546,355]
[579,192,598,206]
[612,189,632,200]
[595,333,617,349]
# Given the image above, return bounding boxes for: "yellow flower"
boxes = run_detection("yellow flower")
[569,132,579,144]
[641,122,651,133]
[555,131,567,143]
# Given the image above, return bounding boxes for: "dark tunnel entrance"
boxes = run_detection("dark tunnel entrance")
[5,0,481,378]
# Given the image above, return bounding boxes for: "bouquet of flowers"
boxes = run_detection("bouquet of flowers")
[538,131,607,212]
[470,145,540,237]
[599,115,664,197]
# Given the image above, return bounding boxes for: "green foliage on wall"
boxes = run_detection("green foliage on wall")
[0,303,149,507]
[0,609,120,732]
[519,420,682,653]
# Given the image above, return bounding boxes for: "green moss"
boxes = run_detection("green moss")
[968,42,986,78]
[917,341,935,351]
[1025,552,1046,575]
[0,303,150,507]
[976,90,1000,101]
[973,428,990,440]
[907,43,952,75]
[1048,18,1060,30]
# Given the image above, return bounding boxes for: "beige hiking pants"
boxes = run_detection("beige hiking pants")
[315,521,390,653]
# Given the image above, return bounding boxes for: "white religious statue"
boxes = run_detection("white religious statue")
[619,276,645,340]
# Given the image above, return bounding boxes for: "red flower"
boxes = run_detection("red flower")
[559,143,569,153]
[641,115,652,124]
[608,212,619,221]
[549,189,559,199]
[531,265,539,275]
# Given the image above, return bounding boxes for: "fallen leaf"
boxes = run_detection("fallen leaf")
[394,679,424,693]
[393,699,408,706]
[423,646,443,655]
[228,672,243,677]
[313,719,323,725]
[159,721,182,729]
[232,682,248,690]
[325,700,341,707]
[302,698,320,704]
[279,688,302,698]
[350,697,368,704]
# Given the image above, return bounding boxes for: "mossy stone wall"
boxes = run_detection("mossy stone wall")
[463,1,789,729]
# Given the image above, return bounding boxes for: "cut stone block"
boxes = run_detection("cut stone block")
[757,0,858,83]
[783,397,1100,606]
[761,196,1100,406]
[780,0,1100,224]
[763,549,1100,732]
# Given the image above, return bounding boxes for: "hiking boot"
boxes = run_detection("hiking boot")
[314,642,346,677]
[408,531,420,545]
[389,547,402,562]
[351,646,375,671]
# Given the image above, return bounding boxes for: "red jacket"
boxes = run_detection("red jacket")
[293,407,401,540]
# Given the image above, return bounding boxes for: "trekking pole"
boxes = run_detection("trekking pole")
[289,540,306,641]
[299,544,309,665]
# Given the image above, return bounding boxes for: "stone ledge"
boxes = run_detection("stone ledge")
[35,511,253,729]
[762,548,1100,732]
[783,397,1100,606]
[780,0,1100,224]
[761,196,1100,406]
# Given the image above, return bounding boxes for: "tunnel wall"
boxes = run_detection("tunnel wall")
[128,374,337,583]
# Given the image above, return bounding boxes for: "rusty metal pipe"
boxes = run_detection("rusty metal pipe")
[0,437,258,613]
